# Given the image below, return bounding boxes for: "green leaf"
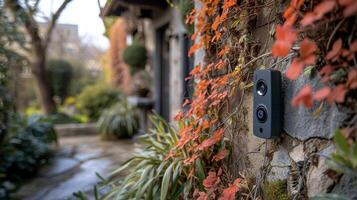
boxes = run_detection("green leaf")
[171,185,185,200]
[334,129,349,157]
[110,157,137,176]
[183,180,192,199]
[303,65,314,76]
[195,159,205,182]
[161,162,175,200]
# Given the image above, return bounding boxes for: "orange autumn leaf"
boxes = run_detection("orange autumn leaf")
[338,0,354,6]
[189,43,202,57]
[183,154,198,165]
[314,0,336,18]
[291,84,314,108]
[164,150,175,160]
[218,183,240,200]
[198,128,224,150]
[350,40,357,52]
[301,12,318,26]
[285,13,297,25]
[284,0,304,20]
[291,0,304,8]
[347,69,357,89]
[285,58,304,80]
[203,171,220,190]
[300,39,318,60]
[212,16,221,31]
[223,0,237,10]
[174,111,184,121]
[200,119,210,130]
[190,65,201,76]
[319,65,334,77]
[272,24,297,57]
[313,87,331,101]
[301,0,336,26]
[326,38,343,61]
[218,46,230,56]
[212,149,228,161]
[327,84,348,103]
[284,6,295,19]
[182,99,190,107]
[342,0,357,17]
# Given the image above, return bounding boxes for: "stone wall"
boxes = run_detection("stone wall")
[193,2,356,199]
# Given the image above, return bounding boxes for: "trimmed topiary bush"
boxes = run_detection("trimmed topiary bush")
[123,43,147,74]
[47,59,73,103]
[77,84,121,121]
[98,101,138,139]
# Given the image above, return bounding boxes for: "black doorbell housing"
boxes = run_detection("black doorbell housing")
[253,69,282,139]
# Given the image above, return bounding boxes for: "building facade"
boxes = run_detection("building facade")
[102,0,194,122]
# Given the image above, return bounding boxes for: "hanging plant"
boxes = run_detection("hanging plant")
[123,42,148,75]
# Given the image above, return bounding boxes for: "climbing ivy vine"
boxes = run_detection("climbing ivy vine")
[0,5,26,143]
[171,0,357,199]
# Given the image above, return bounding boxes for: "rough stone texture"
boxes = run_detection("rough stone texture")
[332,175,357,200]
[267,148,291,181]
[283,74,348,140]
[306,145,336,198]
[289,144,304,163]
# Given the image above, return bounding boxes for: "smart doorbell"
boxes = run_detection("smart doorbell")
[253,69,282,139]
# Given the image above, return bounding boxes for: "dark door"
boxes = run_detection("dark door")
[155,24,171,121]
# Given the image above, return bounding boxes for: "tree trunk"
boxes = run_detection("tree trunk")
[31,54,57,115]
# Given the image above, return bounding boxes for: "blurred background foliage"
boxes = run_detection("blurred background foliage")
[47,59,74,104]
[98,101,139,139]
[77,83,122,121]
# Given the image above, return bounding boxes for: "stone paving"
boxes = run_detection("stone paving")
[14,135,136,200]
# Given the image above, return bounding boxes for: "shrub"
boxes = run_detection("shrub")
[123,43,147,74]
[97,114,203,200]
[98,101,138,139]
[0,116,57,198]
[77,84,122,121]
[29,112,80,125]
[328,129,357,175]
[47,59,73,103]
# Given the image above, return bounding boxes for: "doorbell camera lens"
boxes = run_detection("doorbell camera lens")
[256,80,267,96]
[256,105,267,123]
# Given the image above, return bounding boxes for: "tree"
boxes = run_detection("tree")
[4,0,74,115]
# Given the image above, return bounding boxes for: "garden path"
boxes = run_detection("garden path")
[13,134,136,200]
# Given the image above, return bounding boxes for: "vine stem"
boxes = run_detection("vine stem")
[242,52,272,69]
[327,19,346,50]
